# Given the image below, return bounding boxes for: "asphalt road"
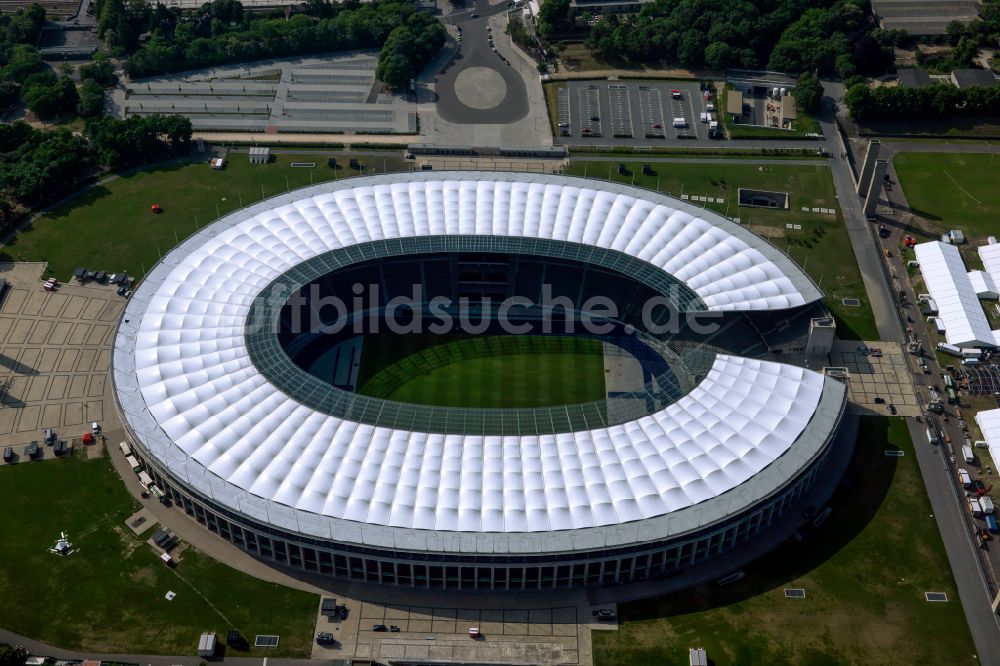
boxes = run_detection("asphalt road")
[833,117,1000,659]
[435,0,529,124]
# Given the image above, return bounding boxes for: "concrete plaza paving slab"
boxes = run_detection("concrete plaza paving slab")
[831,340,921,416]
[0,263,125,461]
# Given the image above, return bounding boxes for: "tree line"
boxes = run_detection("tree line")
[0,115,192,228]
[582,0,899,77]
[844,82,1000,121]
[94,0,445,89]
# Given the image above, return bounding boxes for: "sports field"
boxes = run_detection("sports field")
[356,335,608,408]
[594,417,976,666]
[893,152,1000,239]
[0,453,316,656]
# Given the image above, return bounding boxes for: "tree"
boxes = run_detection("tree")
[78,78,106,117]
[952,37,977,68]
[537,0,571,40]
[843,82,874,120]
[80,56,118,88]
[704,42,733,70]
[23,74,79,119]
[793,72,823,114]
[0,645,27,666]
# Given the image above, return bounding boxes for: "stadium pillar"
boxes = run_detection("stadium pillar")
[863,160,889,217]
[856,139,881,197]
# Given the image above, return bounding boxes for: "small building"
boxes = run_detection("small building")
[690,647,709,666]
[198,632,217,658]
[782,95,797,122]
[726,91,744,122]
[249,146,270,164]
[950,69,998,89]
[898,68,933,88]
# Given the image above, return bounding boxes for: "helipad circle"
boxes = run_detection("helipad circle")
[453,66,507,109]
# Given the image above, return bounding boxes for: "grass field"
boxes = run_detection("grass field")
[2,153,406,281]
[594,417,977,666]
[563,160,878,340]
[0,454,317,656]
[357,335,607,408]
[893,152,1000,240]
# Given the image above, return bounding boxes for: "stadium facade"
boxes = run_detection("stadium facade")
[112,173,847,589]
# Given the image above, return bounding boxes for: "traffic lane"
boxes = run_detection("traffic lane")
[906,418,1000,666]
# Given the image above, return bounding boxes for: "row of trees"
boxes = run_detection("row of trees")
[582,0,895,77]
[94,0,445,89]
[844,83,1000,121]
[0,115,192,212]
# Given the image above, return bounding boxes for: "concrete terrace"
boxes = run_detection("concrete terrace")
[119,53,417,135]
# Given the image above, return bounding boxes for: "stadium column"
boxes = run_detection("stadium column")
[863,160,889,217]
[856,139,881,197]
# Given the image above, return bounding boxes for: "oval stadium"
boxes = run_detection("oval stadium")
[112,172,848,590]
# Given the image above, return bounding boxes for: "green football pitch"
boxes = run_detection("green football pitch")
[355,335,608,409]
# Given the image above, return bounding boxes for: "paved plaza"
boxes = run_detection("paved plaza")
[310,596,600,664]
[119,53,416,135]
[831,340,921,416]
[0,263,124,460]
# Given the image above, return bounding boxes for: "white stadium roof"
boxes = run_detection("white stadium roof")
[915,242,997,348]
[113,173,840,549]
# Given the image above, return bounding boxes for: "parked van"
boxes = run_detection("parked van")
[926,428,939,445]
[672,117,687,128]
[959,468,973,488]
[963,445,975,463]
[970,498,984,517]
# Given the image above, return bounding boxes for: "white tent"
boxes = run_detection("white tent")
[968,270,998,300]
[974,409,1000,474]
[915,242,997,348]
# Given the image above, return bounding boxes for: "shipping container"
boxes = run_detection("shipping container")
[981,496,994,514]
[937,342,962,357]
[986,514,999,534]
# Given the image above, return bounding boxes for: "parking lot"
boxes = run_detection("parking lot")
[554,80,719,147]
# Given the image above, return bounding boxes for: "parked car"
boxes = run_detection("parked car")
[373,624,388,632]
[316,632,336,644]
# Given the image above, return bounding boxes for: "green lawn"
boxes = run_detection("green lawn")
[0,454,317,656]
[2,153,406,281]
[893,152,1000,240]
[595,417,976,666]
[357,335,607,408]
[563,160,878,340]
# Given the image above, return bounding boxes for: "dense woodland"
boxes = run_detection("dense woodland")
[845,83,1000,121]
[94,0,445,88]
[578,0,903,76]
